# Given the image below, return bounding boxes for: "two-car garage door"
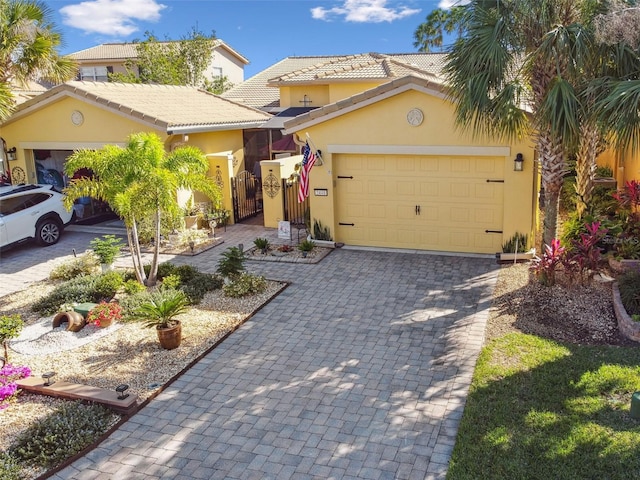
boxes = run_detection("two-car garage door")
[334,154,504,254]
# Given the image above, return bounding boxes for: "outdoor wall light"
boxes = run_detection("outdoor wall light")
[6,147,17,161]
[514,153,524,171]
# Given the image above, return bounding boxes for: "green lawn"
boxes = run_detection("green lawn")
[447,333,640,480]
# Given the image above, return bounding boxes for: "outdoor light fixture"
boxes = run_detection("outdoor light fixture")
[42,371,56,386]
[514,153,524,171]
[6,147,16,161]
[115,384,130,400]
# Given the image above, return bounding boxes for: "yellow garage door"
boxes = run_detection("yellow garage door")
[334,154,504,254]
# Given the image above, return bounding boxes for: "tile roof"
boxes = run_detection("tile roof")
[222,53,447,111]
[4,81,271,133]
[283,75,447,134]
[67,39,249,64]
[221,56,339,112]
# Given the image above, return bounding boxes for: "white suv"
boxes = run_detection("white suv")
[0,184,74,249]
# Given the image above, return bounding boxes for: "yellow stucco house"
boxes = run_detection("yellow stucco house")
[3,51,632,255]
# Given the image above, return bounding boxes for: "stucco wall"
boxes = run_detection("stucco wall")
[289,88,537,251]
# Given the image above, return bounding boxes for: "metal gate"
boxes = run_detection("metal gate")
[283,178,309,241]
[231,170,262,222]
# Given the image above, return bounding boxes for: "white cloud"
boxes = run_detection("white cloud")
[60,0,166,36]
[311,0,420,23]
[438,0,470,8]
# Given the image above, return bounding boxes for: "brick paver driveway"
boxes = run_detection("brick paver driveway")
[41,242,498,479]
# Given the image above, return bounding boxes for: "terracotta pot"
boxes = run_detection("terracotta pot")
[157,321,182,350]
[98,318,114,328]
[52,311,86,332]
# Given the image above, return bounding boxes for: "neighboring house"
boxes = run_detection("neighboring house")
[0,81,270,220]
[67,39,248,85]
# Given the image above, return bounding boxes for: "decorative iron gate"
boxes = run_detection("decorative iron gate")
[231,170,262,222]
[283,178,309,241]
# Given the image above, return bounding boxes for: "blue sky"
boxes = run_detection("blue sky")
[45,0,460,79]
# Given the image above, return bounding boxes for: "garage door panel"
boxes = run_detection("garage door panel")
[335,154,504,253]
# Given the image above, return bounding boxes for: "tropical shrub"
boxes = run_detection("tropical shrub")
[217,246,246,279]
[161,274,181,291]
[502,232,528,253]
[90,234,123,265]
[180,272,223,304]
[92,271,124,301]
[0,452,21,480]
[254,237,270,251]
[223,273,267,298]
[33,272,121,314]
[530,239,565,286]
[123,279,145,295]
[313,220,332,241]
[49,253,98,280]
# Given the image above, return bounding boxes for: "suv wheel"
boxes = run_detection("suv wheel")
[36,218,62,246]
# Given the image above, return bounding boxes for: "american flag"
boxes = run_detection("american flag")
[298,142,316,202]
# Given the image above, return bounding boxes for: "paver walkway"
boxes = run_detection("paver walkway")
[1,222,499,479]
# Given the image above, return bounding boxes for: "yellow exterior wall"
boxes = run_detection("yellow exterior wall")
[597,148,640,187]
[279,86,330,108]
[289,88,536,251]
[328,83,384,104]
[0,98,246,224]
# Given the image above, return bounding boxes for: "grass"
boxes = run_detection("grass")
[447,333,640,479]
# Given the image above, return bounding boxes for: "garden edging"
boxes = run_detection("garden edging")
[611,282,640,342]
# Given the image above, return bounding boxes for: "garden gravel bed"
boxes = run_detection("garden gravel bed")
[486,263,637,346]
[244,245,333,263]
[0,279,286,460]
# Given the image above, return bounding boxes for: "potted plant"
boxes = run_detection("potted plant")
[498,232,535,262]
[298,239,315,258]
[134,289,189,349]
[183,198,199,230]
[254,237,270,254]
[90,234,124,272]
[86,301,122,328]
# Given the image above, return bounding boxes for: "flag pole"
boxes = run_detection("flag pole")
[305,132,324,166]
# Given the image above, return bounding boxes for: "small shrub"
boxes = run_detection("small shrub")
[11,402,115,468]
[618,270,640,316]
[90,234,123,265]
[0,452,21,480]
[161,274,182,291]
[217,246,246,279]
[145,262,177,280]
[32,275,98,314]
[119,290,154,321]
[181,272,223,304]
[49,253,98,280]
[92,271,124,301]
[123,279,145,295]
[174,264,199,283]
[298,239,315,252]
[0,315,23,363]
[223,273,267,298]
[254,237,270,251]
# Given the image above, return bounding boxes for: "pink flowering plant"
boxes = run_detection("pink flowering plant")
[86,301,122,328]
[531,238,565,286]
[0,364,31,410]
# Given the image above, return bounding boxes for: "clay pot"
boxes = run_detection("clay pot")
[157,321,182,350]
[52,311,86,332]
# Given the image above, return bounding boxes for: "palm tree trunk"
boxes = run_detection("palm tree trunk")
[147,209,162,287]
[128,220,147,285]
[539,132,567,247]
[574,122,599,216]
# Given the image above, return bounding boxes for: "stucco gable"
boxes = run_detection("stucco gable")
[2,81,271,133]
[282,75,447,134]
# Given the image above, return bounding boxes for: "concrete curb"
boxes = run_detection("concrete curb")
[612,282,640,342]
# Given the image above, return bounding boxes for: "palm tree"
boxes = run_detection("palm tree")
[441,0,606,247]
[0,0,76,120]
[63,132,222,286]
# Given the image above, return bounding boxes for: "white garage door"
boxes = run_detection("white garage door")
[334,154,504,254]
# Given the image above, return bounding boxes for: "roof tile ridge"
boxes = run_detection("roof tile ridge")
[275,54,364,81]
[313,56,383,79]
